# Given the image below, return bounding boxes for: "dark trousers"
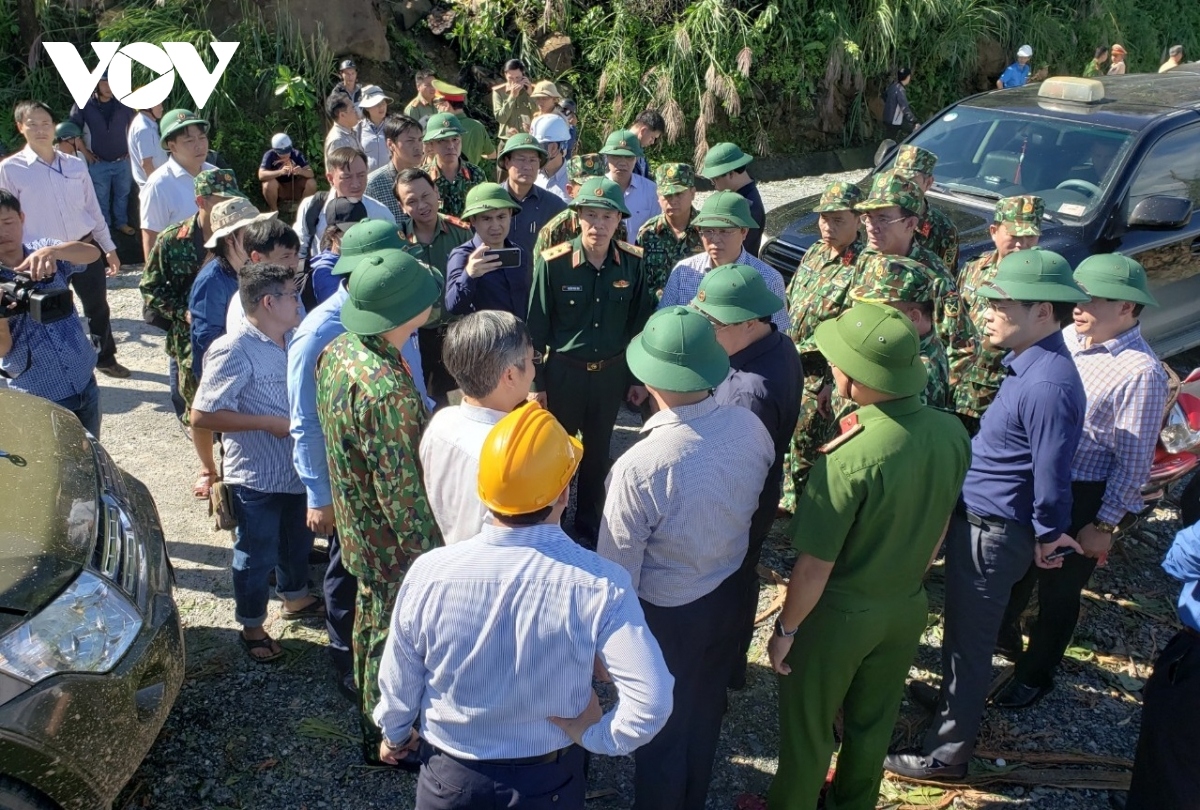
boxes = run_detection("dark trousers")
[418,325,454,408]
[71,252,117,365]
[732,497,777,687]
[924,510,1034,765]
[1125,629,1200,810]
[999,480,1106,688]
[634,571,742,810]
[544,355,627,540]
[167,356,186,422]
[324,530,356,678]
[416,744,586,810]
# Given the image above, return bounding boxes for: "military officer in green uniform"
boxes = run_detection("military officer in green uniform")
[421,112,485,219]
[893,144,959,271]
[766,302,970,810]
[951,195,1044,433]
[780,180,865,512]
[849,254,951,410]
[431,79,494,165]
[534,154,628,254]
[527,176,654,544]
[637,162,703,298]
[316,248,444,766]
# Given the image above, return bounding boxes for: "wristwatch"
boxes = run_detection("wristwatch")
[1092,520,1118,535]
[774,618,799,638]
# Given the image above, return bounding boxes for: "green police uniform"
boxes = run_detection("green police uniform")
[315,251,443,764]
[769,303,970,810]
[403,96,436,124]
[950,195,1045,421]
[779,181,866,512]
[894,145,960,271]
[527,178,655,540]
[637,163,702,298]
[454,112,493,167]
[491,83,537,140]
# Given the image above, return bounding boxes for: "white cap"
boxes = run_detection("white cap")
[271,133,292,150]
[530,113,570,144]
[1017,45,1033,58]
[360,84,393,108]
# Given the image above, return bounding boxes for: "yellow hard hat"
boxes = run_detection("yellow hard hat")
[478,403,583,516]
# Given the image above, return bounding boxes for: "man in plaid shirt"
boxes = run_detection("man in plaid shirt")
[995,253,1168,709]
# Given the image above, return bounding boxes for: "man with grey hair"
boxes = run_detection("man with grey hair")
[1160,44,1185,72]
[418,310,538,543]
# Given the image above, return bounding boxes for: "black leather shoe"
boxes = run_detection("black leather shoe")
[336,672,359,705]
[882,751,967,781]
[992,678,1052,709]
[906,680,940,712]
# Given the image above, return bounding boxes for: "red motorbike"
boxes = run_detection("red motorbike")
[1139,367,1200,526]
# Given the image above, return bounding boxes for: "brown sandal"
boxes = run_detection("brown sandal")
[193,470,216,499]
[240,631,284,663]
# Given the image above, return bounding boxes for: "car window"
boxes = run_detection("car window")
[1126,125,1200,210]
[890,106,1134,220]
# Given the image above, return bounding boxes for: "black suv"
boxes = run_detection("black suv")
[763,68,1200,357]
[0,390,183,809]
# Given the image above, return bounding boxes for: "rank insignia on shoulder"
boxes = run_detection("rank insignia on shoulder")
[819,422,864,454]
[444,215,468,228]
[541,243,572,261]
[616,240,643,257]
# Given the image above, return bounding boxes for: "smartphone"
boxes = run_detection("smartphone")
[487,247,523,270]
[1045,546,1076,562]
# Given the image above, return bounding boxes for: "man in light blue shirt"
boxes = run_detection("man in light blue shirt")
[374,403,673,807]
[997,45,1034,89]
[288,219,429,699]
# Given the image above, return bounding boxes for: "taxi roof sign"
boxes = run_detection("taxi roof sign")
[1038,77,1105,104]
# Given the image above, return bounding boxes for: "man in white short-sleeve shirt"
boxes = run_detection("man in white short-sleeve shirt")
[128,104,168,188]
[140,108,215,258]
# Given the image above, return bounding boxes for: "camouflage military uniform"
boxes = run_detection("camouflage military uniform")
[636,162,702,297]
[139,214,207,412]
[894,144,960,271]
[423,158,486,219]
[315,331,441,760]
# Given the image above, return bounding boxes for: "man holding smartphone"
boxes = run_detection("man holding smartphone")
[445,183,528,317]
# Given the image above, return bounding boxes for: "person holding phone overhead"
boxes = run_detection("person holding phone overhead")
[445,183,529,317]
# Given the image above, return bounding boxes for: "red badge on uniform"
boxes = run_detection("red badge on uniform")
[839,412,859,434]
[613,279,630,288]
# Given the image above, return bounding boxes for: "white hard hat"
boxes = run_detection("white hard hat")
[1017,45,1033,58]
[271,132,292,150]
[530,113,570,145]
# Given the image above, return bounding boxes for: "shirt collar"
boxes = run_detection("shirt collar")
[360,331,409,367]
[504,180,539,203]
[475,522,571,548]
[1066,322,1145,356]
[236,317,292,347]
[856,394,923,422]
[729,328,782,368]
[640,395,718,433]
[457,402,509,424]
[570,235,623,267]
[1003,329,1068,375]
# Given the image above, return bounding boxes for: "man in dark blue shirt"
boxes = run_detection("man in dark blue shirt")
[885,249,1088,780]
[691,262,803,688]
[69,73,135,235]
[445,183,528,317]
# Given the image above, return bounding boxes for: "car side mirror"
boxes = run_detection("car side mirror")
[1127,195,1193,229]
[874,139,898,168]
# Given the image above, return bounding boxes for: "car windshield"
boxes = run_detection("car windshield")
[889,105,1135,221]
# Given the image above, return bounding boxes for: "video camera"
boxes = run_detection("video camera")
[0,269,74,324]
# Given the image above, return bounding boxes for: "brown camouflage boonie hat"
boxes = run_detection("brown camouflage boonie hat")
[567,153,606,183]
[812,180,864,212]
[193,168,246,199]
[993,195,1044,237]
[893,144,938,178]
[849,253,936,304]
[655,163,695,195]
[855,170,925,216]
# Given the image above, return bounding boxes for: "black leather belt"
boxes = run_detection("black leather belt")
[553,353,623,372]
[962,509,1006,530]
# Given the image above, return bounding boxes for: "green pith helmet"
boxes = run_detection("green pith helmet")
[159,108,208,148]
[332,219,406,277]
[699,142,753,178]
[692,190,757,229]
[569,177,631,216]
[422,112,465,142]
[1073,254,1158,306]
[813,302,928,397]
[690,263,783,325]
[599,129,645,159]
[341,248,443,336]
[460,183,522,221]
[977,248,1090,302]
[498,132,548,161]
[626,306,730,393]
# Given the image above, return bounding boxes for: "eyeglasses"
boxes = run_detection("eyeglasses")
[256,290,301,305]
[699,228,738,239]
[859,214,909,229]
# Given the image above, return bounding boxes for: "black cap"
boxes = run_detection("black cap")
[338,59,357,71]
[328,197,368,228]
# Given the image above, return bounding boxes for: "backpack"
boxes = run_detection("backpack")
[299,191,328,311]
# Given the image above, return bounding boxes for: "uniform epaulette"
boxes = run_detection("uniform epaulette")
[175,223,191,239]
[616,240,643,258]
[541,242,572,262]
[819,423,864,454]
[443,214,468,229]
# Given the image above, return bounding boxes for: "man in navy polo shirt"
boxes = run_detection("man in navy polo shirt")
[691,262,802,689]
[885,249,1088,779]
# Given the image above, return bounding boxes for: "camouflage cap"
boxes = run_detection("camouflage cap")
[193,168,246,199]
[567,153,606,184]
[893,144,938,178]
[854,170,924,215]
[812,180,864,213]
[993,195,1045,237]
[570,177,631,216]
[849,254,936,304]
[655,163,695,195]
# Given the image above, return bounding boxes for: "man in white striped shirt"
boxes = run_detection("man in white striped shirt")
[375,404,673,808]
[657,191,789,332]
[600,306,773,810]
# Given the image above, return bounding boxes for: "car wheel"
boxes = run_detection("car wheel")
[0,778,59,810]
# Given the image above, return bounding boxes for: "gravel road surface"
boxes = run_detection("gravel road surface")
[98,171,1173,809]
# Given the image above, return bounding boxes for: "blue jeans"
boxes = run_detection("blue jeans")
[230,487,313,627]
[88,158,132,229]
[54,375,101,438]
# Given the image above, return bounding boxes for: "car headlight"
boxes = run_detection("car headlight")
[0,571,143,684]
